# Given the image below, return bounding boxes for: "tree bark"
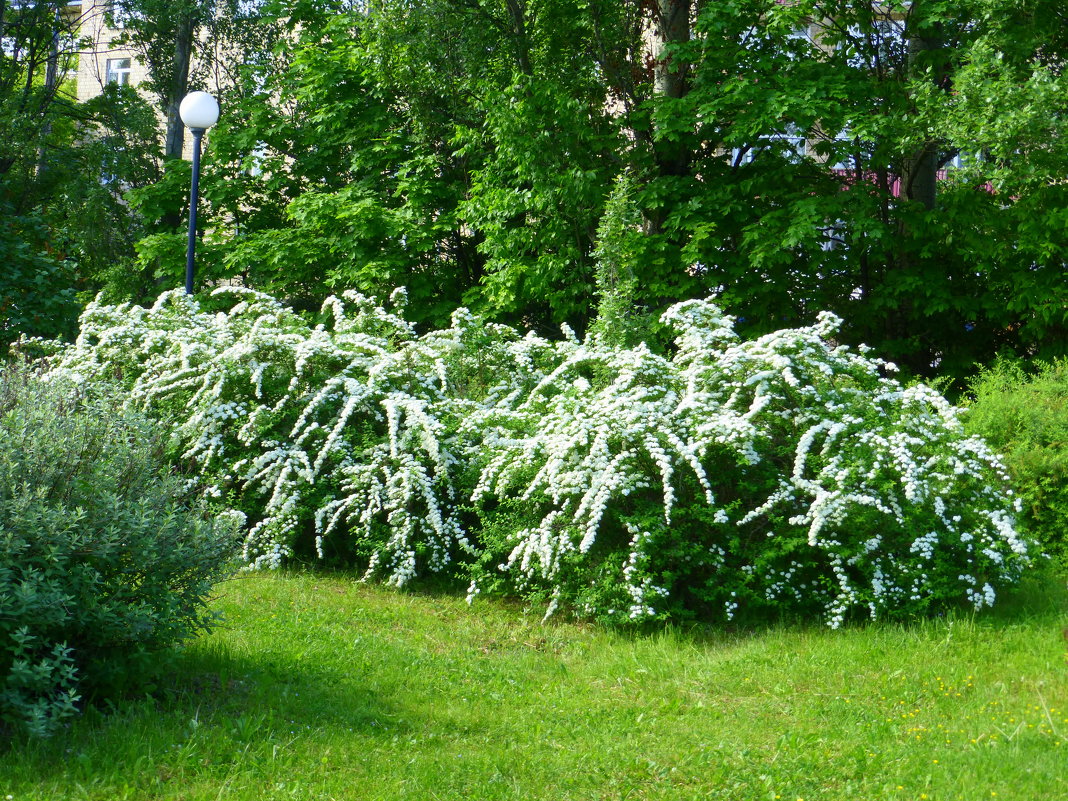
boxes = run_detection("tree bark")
[652,0,690,104]
[901,9,945,211]
[35,8,62,178]
[163,13,196,160]
[504,0,532,77]
[644,0,691,236]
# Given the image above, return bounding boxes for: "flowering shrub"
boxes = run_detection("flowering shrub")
[43,289,1032,626]
[467,303,1031,624]
[47,288,492,583]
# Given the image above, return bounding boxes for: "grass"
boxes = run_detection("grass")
[1,570,1066,801]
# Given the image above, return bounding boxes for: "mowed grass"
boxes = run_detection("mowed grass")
[2,571,1066,801]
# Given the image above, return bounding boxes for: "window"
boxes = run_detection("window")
[236,0,268,14]
[785,24,815,55]
[246,142,268,177]
[944,151,981,169]
[100,151,122,187]
[828,130,875,170]
[740,23,814,60]
[821,219,847,252]
[829,135,855,170]
[841,18,905,69]
[96,135,127,187]
[732,124,807,166]
[105,57,131,86]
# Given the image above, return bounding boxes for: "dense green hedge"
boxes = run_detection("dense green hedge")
[965,358,1068,570]
[0,363,239,737]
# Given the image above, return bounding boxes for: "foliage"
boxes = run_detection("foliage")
[135,0,1065,380]
[0,1,87,347]
[587,171,651,349]
[0,363,238,737]
[45,288,1031,627]
[964,358,1068,569]
[5,0,1067,378]
[0,2,170,342]
[48,84,165,299]
[108,0,280,160]
[178,3,472,318]
[0,1,81,193]
[646,0,1068,377]
[181,0,636,331]
[0,204,82,353]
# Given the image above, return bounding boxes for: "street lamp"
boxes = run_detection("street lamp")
[179,91,220,295]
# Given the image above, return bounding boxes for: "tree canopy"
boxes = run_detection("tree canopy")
[3,0,1066,378]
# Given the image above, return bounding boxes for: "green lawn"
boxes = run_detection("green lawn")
[2,571,1066,801]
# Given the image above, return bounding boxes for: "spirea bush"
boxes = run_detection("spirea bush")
[0,363,238,737]
[42,289,1031,627]
[467,303,1030,624]
[47,287,477,584]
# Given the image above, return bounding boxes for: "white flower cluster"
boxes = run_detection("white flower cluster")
[46,287,466,586]
[45,290,1032,626]
[465,300,1032,625]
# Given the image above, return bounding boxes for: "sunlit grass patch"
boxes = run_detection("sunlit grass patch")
[1,569,1064,800]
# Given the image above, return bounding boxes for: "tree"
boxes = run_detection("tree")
[0,2,170,348]
[119,0,1067,379]
[0,0,81,198]
[109,0,210,160]
[98,0,286,295]
[56,83,165,297]
[640,0,1068,376]
[0,1,87,348]
[179,0,633,331]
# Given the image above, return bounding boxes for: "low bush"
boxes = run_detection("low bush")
[466,303,1030,625]
[964,357,1068,569]
[42,289,1032,627]
[0,363,238,737]
[44,287,475,582]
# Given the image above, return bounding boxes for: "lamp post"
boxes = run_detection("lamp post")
[179,91,220,295]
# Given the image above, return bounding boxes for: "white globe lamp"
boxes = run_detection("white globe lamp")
[180,91,219,294]
[179,91,220,131]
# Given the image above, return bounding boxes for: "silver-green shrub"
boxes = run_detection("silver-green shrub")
[0,363,238,737]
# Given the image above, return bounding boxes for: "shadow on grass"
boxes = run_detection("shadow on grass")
[0,636,414,767]
[567,565,1068,652]
[170,635,420,734]
[281,559,1068,654]
[981,566,1068,624]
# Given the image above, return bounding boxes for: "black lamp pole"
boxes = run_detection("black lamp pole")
[185,127,205,295]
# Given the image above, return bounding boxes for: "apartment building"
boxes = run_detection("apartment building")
[72,1,148,104]
[69,0,220,161]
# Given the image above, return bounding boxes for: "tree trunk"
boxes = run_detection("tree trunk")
[504,0,532,77]
[652,0,690,104]
[163,13,196,160]
[889,3,950,371]
[644,0,691,236]
[901,10,945,211]
[36,9,61,178]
